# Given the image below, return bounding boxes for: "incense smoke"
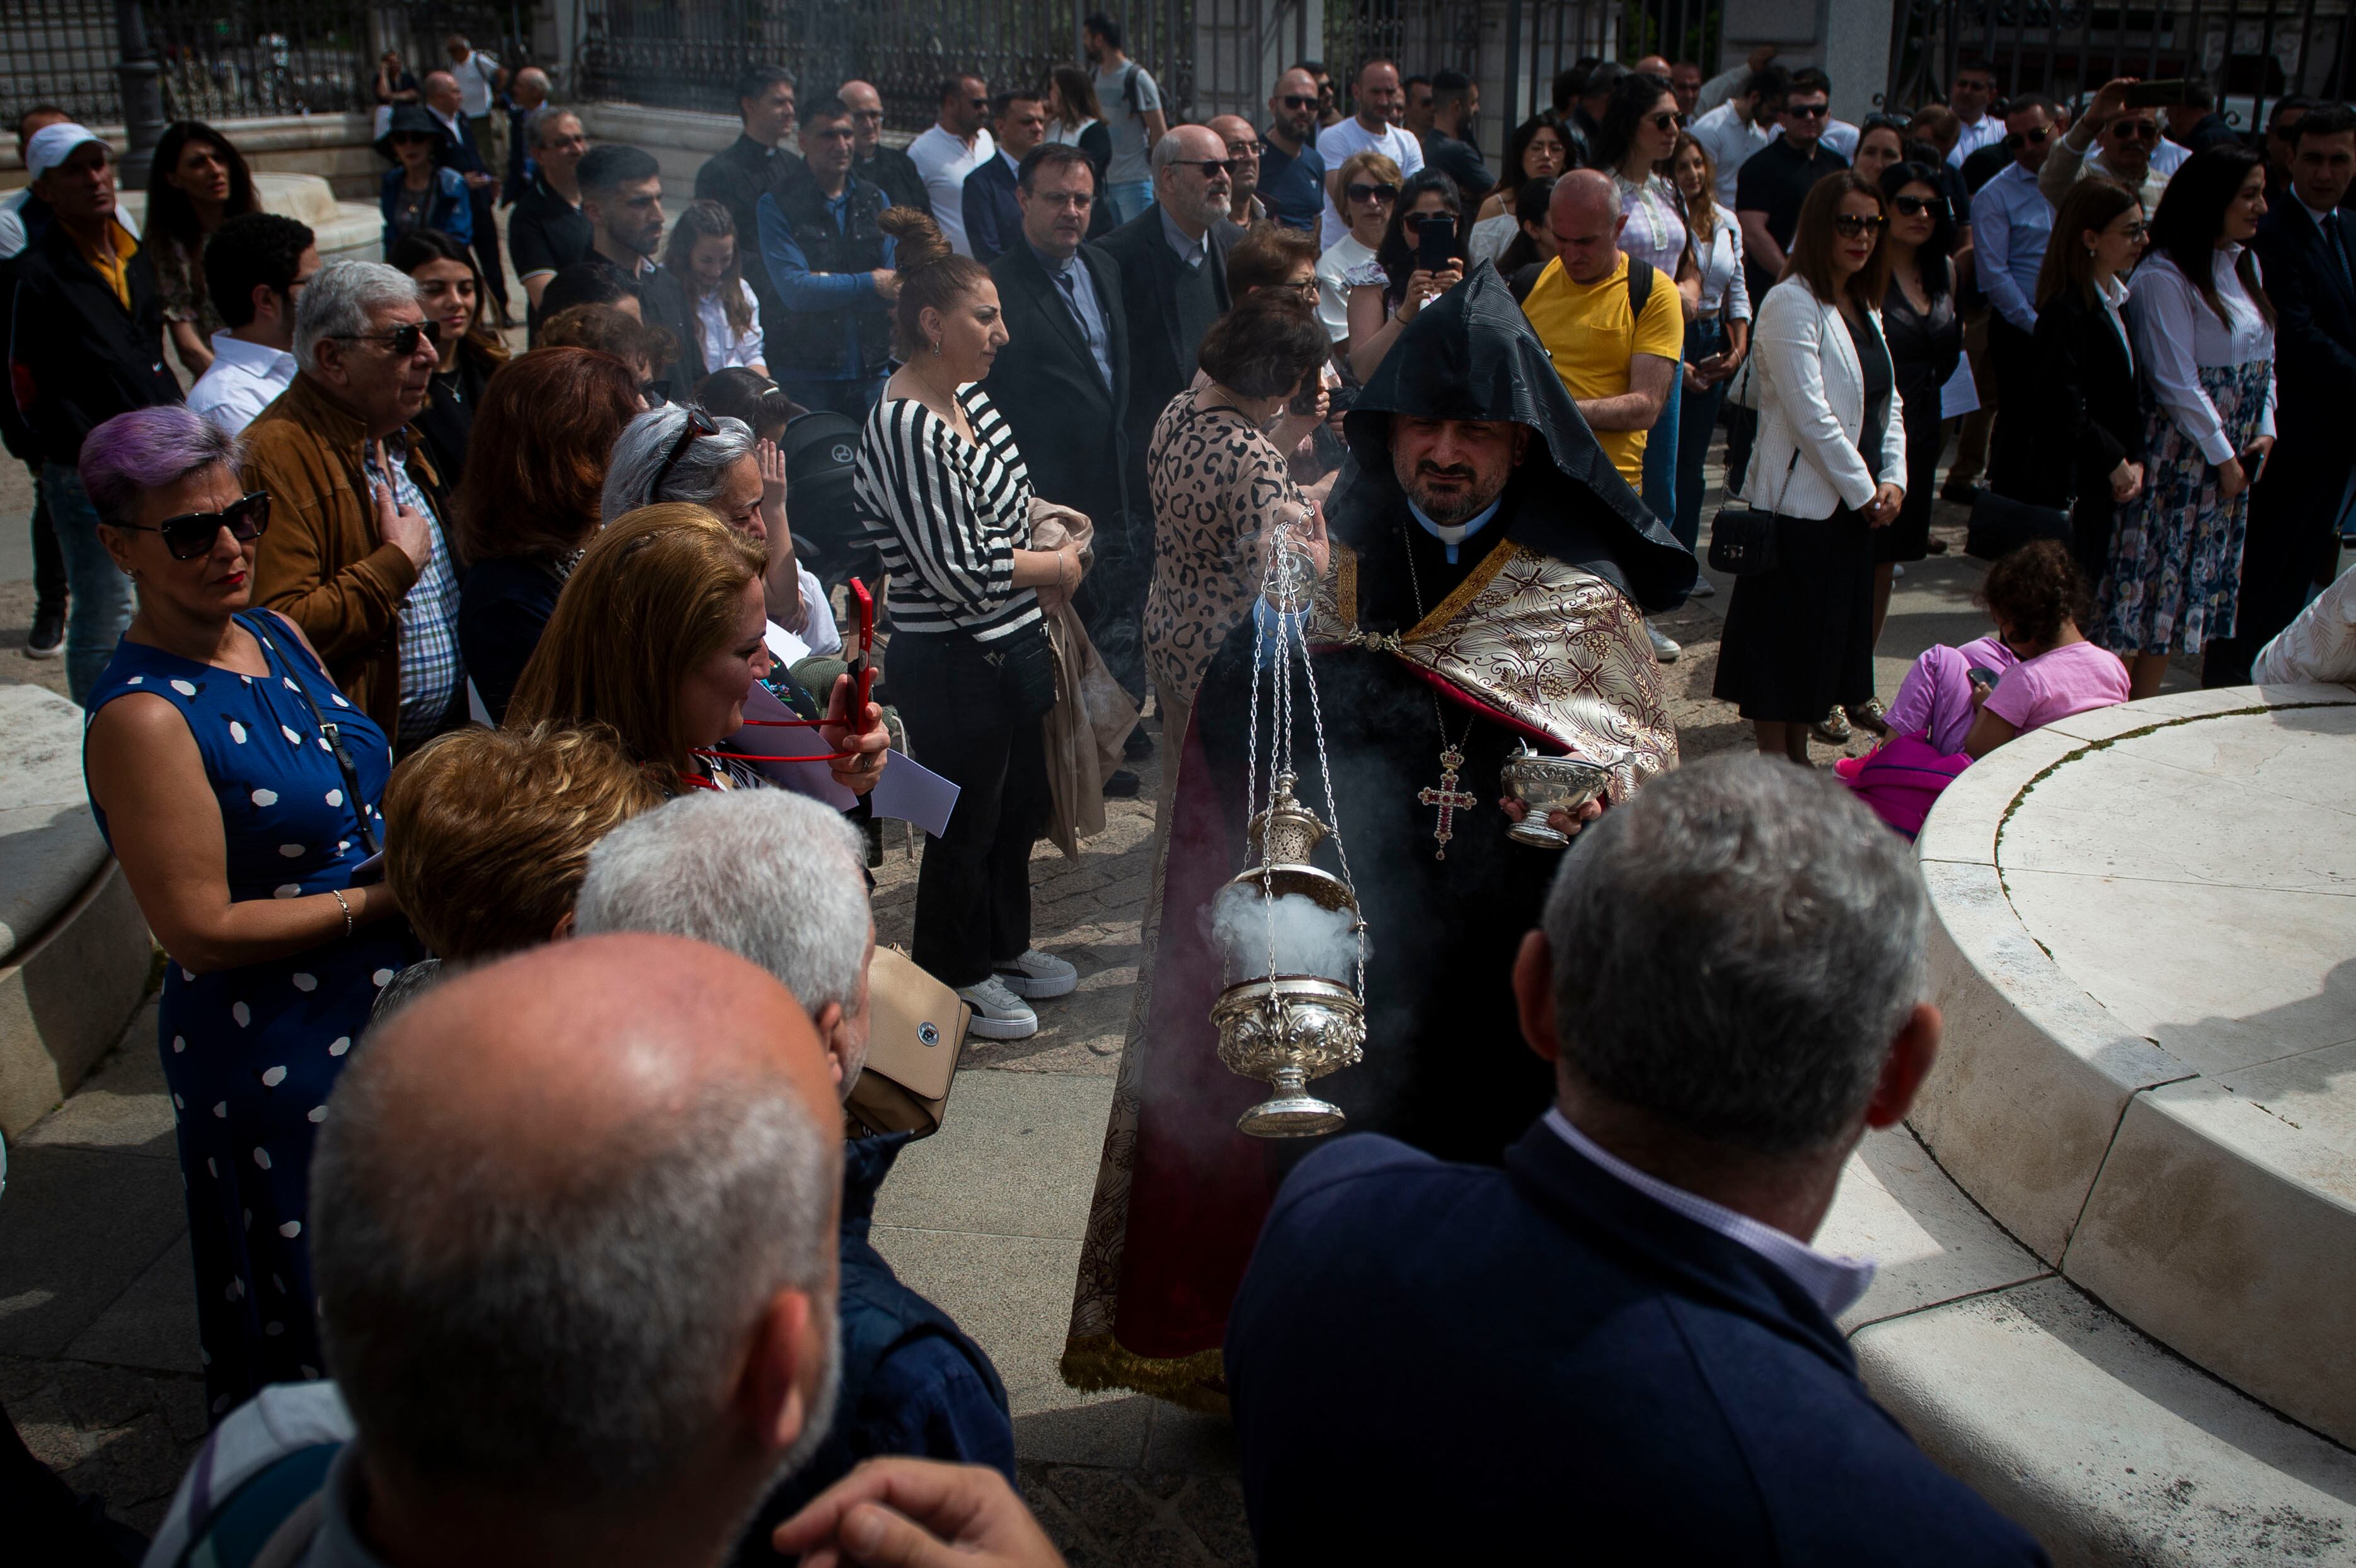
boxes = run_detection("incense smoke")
[1209,884,1364,985]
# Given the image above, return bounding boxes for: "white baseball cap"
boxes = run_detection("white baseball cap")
[24,122,110,182]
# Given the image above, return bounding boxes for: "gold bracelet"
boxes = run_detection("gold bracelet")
[331,888,353,937]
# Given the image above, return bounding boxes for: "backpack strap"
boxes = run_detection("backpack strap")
[1624,256,1655,320]
[172,1441,342,1568]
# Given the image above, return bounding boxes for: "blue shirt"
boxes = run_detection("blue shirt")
[757,176,898,381]
[1259,134,1326,234]
[1031,242,1114,391]
[1968,162,2054,334]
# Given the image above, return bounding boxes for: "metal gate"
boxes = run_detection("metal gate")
[1888,0,2353,127]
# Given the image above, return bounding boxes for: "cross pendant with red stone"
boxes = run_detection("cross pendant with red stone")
[1417,746,1478,861]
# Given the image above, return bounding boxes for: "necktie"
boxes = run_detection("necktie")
[2327,213,2352,291]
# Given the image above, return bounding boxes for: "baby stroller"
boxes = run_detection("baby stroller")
[779,409,879,600]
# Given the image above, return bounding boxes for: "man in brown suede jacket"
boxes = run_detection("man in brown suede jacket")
[244,259,464,751]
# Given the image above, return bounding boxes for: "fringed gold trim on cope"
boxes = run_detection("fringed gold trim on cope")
[1059,1334,1232,1416]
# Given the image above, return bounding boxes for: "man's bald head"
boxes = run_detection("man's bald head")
[1154,124,1234,232]
[422,70,461,117]
[1208,113,1261,204]
[311,936,842,1518]
[838,80,885,152]
[1549,169,1629,284]
[512,66,550,108]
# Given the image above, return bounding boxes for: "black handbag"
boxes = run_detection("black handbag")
[1965,489,2072,561]
[986,622,1060,724]
[1707,451,1800,577]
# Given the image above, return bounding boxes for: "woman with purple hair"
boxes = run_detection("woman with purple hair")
[78,404,417,1422]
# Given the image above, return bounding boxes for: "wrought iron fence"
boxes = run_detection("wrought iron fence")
[3,0,531,129]
[1887,0,2353,127]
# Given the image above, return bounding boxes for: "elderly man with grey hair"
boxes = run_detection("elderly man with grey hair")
[242,258,464,751]
[572,791,1018,1555]
[509,103,594,322]
[1226,757,2049,1563]
[137,934,855,1567]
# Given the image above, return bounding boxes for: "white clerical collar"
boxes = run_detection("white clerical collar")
[1544,1107,1876,1318]
[1406,496,1502,564]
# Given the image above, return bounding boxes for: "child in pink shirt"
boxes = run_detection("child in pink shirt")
[1841,542,2129,836]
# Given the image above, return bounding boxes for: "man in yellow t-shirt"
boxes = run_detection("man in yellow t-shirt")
[1518,169,1685,491]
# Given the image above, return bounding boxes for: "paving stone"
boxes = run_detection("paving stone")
[1176,1475,1256,1565]
[52,1361,157,1430]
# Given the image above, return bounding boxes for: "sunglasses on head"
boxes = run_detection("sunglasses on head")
[651,404,719,493]
[115,491,271,561]
[2109,118,2159,139]
[1890,193,1948,218]
[330,319,440,357]
[1647,110,1689,132]
[1347,181,1399,203]
[1832,213,1886,237]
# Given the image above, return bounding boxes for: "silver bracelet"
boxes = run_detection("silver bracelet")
[331,888,353,937]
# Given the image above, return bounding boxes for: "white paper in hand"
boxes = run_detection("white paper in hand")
[868,751,960,836]
[1938,358,1980,420]
[736,682,856,807]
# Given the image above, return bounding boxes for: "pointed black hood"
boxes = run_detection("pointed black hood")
[1328,265,1697,612]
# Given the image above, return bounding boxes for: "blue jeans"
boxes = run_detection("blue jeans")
[778,374,888,421]
[42,464,137,704]
[1641,345,1679,530]
[1674,316,1732,553]
[1105,180,1155,225]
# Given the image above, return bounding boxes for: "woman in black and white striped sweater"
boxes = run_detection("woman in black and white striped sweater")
[855,207,1091,1041]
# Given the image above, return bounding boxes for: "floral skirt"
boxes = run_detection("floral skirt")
[2097,358,2270,656]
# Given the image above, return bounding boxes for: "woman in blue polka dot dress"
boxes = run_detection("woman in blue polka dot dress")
[76,410,418,1422]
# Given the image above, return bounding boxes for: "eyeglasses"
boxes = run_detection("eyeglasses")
[1346,181,1399,203]
[1226,140,1263,158]
[330,319,440,356]
[1647,110,1689,132]
[1280,94,1318,110]
[1831,213,1887,237]
[651,404,718,493]
[1784,101,1830,119]
[2108,118,2160,140]
[849,109,884,124]
[113,491,271,561]
[2004,125,2052,149]
[1890,193,1949,218]
[1173,159,1237,178]
[2115,220,2151,242]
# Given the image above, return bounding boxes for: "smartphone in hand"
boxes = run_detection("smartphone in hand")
[2121,79,2186,108]
[1416,222,1455,274]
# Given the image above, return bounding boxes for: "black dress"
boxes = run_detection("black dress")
[415,347,493,484]
[1712,308,1892,723]
[1876,264,1962,563]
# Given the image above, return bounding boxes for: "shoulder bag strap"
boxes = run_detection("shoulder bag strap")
[238,613,381,857]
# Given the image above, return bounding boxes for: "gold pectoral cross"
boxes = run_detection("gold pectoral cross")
[1417,747,1478,861]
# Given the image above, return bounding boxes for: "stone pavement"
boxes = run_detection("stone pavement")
[0,470,2216,1556]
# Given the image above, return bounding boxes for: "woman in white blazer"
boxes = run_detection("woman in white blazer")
[1711,171,1909,764]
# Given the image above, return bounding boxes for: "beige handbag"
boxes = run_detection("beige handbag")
[844,947,971,1138]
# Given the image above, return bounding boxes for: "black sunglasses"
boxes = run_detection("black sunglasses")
[1403,210,1454,230]
[1174,158,1237,178]
[2006,125,2053,148]
[1832,213,1887,236]
[1890,193,1949,218]
[1347,181,1399,203]
[1647,110,1689,132]
[1785,101,1830,118]
[652,404,718,493]
[1280,94,1318,110]
[2109,118,2160,140]
[115,491,272,561]
[331,319,440,357]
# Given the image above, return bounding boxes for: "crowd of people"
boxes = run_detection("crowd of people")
[6,28,2353,1566]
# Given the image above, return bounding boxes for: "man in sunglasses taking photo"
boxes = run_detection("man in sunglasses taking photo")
[2040,77,2190,219]
[243,259,467,753]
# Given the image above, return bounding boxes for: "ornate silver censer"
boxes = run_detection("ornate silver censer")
[1499,743,1614,849]
[1210,511,1369,1138]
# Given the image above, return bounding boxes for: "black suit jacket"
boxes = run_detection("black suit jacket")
[1088,207,1236,483]
[960,154,1023,264]
[1228,1125,2052,1565]
[2254,197,2356,452]
[979,241,1130,534]
[2029,288,2142,507]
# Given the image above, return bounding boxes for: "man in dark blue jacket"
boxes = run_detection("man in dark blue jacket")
[2205,103,2356,687]
[1227,756,2050,1566]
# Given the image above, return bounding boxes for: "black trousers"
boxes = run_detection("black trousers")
[1079,500,1151,702]
[25,459,64,609]
[468,189,509,314]
[890,630,1051,987]
[2202,450,2350,686]
[1986,318,2040,500]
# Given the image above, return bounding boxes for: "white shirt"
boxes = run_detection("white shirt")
[1948,112,2007,167]
[1315,115,1424,249]
[1467,212,1519,272]
[185,333,297,435]
[1691,212,1752,322]
[2253,562,2356,684]
[693,278,766,373]
[1045,117,1100,148]
[2096,272,2134,375]
[1690,101,1770,207]
[453,49,500,118]
[1314,232,1377,342]
[2124,246,2277,466]
[1615,173,1687,282]
[1545,1108,1876,1317]
[908,123,997,257]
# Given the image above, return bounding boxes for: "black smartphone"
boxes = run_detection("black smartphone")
[1416,222,1455,273]
[1968,667,1999,690]
[2122,79,2186,108]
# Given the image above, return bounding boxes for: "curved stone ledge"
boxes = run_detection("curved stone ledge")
[1911,682,2356,1450]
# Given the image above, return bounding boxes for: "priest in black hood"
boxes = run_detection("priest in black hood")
[1064,266,1698,1407]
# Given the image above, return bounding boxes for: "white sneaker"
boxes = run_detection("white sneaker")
[994,947,1078,999]
[1688,577,1717,598]
[1646,622,1682,663]
[957,976,1039,1039]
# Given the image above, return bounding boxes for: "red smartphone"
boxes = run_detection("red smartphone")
[845,578,877,732]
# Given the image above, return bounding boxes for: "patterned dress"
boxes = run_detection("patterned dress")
[83,612,417,1421]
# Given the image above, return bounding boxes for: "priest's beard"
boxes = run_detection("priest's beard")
[1405,465,1502,527]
